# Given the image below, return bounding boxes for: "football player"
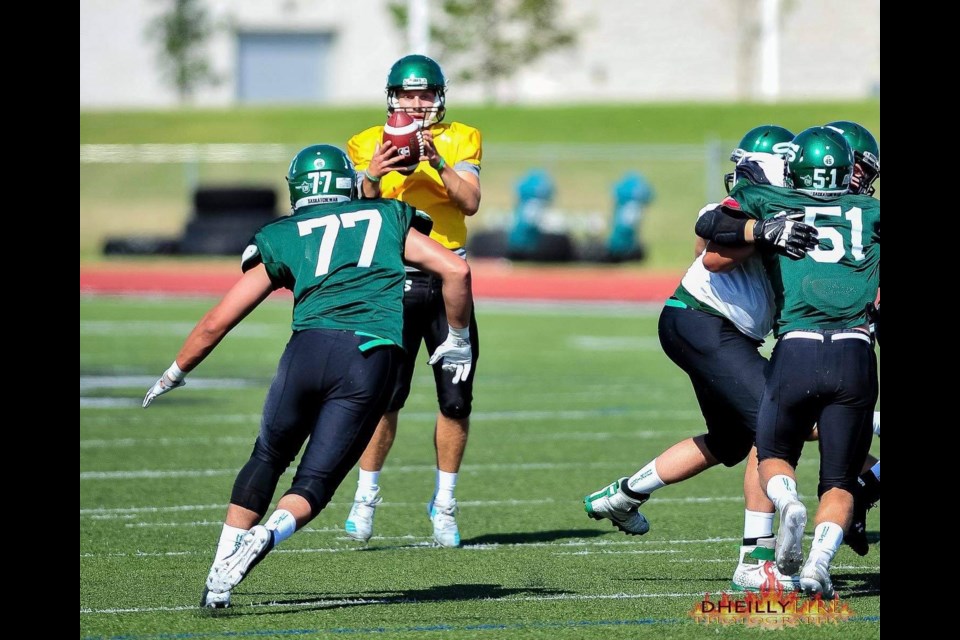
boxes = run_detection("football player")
[825,121,881,557]
[703,127,880,598]
[142,144,474,608]
[583,125,817,593]
[343,55,482,548]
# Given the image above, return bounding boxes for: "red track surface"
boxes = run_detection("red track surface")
[79,259,681,303]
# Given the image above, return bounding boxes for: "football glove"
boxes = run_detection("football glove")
[143,362,187,408]
[753,210,819,260]
[427,328,473,384]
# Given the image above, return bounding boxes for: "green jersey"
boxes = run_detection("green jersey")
[727,183,880,336]
[243,199,420,346]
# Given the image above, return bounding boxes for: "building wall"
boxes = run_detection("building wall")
[79,0,880,108]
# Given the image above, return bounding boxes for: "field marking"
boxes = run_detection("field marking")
[79,587,880,616]
[80,320,282,337]
[81,537,744,559]
[570,336,662,350]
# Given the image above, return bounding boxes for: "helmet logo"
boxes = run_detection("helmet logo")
[800,174,814,187]
[823,155,835,166]
[771,141,794,158]
[297,180,312,194]
[402,76,429,90]
[313,157,326,169]
[783,143,799,162]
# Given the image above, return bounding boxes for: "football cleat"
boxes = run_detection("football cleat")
[583,478,650,535]
[731,537,800,592]
[775,501,807,576]
[206,525,273,594]
[345,490,382,543]
[799,552,835,598]
[200,586,231,609]
[428,498,461,548]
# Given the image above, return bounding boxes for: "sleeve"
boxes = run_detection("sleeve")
[725,184,762,220]
[452,125,482,173]
[246,230,290,288]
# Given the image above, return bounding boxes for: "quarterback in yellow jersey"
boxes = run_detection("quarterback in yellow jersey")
[347,120,481,249]
[344,55,482,548]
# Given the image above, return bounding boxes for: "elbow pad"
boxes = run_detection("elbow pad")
[695,208,748,246]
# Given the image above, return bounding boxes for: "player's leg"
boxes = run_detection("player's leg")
[801,337,878,596]
[346,275,430,541]
[756,338,820,577]
[206,331,340,600]
[424,284,479,547]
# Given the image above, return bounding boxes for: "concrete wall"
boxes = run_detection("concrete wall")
[79,0,880,108]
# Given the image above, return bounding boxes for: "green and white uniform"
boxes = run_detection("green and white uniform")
[727,183,880,336]
[243,199,423,347]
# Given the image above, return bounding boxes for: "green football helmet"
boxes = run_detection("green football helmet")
[786,127,855,197]
[386,54,447,125]
[724,125,794,192]
[286,144,356,211]
[825,120,880,196]
[730,125,795,162]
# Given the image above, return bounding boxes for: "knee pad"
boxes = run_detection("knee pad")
[817,478,859,499]
[439,396,472,419]
[703,430,753,467]
[230,455,286,514]
[286,475,332,515]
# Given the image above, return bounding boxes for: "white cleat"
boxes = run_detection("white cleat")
[731,538,799,592]
[582,478,650,535]
[428,498,461,547]
[200,586,231,609]
[775,501,807,576]
[345,490,382,543]
[799,553,835,598]
[206,525,272,594]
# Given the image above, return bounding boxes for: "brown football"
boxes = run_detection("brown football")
[382,111,424,167]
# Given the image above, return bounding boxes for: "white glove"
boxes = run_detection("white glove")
[143,361,187,408]
[427,327,473,384]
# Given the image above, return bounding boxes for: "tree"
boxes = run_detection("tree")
[147,0,219,102]
[388,0,577,101]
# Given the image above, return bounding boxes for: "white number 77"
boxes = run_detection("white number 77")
[297,210,383,277]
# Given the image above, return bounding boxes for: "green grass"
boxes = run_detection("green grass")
[80,102,879,145]
[80,296,880,640]
[79,103,879,269]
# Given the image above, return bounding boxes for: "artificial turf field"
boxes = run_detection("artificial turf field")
[80,294,880,639]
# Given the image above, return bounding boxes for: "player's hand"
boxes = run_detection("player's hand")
[753,210,819,260]
[143,363,186,408]
[427,330,473,384]
[421,130,441,168]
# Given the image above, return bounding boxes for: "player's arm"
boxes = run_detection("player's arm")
[404,229,472,328]
[422,130,481,216]
[696,203,818,260]
[703,242,755,273]
[404,228,475,383]
[143,264,276,407]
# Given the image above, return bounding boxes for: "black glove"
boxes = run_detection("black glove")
[753,210,819,260]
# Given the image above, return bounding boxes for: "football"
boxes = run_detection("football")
[382,111,424,167]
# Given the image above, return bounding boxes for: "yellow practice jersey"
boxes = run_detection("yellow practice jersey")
[347,121,482,249]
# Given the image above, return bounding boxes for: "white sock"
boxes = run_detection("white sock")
[811,522,844,560]
[627,460,666,495]
[872,411,880,437]
[435,470,458,504]
[743,509,775,540]
[870,460,880,481]
[765,475,800,513]
[215,524,247,563]
[264,509,296,546]
[356,468,381,498]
